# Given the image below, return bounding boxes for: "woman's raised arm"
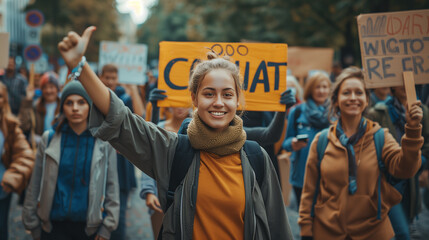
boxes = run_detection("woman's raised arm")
[58,26,110,115]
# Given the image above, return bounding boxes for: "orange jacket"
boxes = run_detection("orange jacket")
[299,120,422,240]
[1,116,35,194]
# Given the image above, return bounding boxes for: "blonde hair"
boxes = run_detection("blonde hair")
[189,51,243,104]
[286,75,303,101]
[303,72,331,101]
[328,66,370,119]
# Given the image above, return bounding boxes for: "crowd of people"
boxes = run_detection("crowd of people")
[0,26,427,240]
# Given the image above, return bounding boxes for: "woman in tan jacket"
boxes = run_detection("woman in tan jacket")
[299,67,423,240]
[0,82,35,240]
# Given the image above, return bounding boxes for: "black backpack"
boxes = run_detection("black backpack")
[158,134,266,239]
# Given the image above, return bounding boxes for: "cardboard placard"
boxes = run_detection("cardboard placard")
[0,33,10,69]
[287,47,334,79]
[357,9,429,88]
[99,41,148,85]
[403,71,417,109]
[158,41,288,112]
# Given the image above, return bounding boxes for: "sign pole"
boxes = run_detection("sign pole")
[29,63,35,87]
[403,71,417,110]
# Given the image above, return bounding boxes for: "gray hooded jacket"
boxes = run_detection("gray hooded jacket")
[22,130,120,239]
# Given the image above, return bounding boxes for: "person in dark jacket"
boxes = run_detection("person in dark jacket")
[0,56,27,115]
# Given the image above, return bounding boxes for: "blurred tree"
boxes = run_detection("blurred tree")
[26,0,120,63]
[138,0,429,67]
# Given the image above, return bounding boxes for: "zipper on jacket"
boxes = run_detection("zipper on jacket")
[101,144,108,209]
[252,171,256,240]
[67,136,80,216]
[180,182,185,240]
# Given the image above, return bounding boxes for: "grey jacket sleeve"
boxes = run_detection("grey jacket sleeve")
[97,143,120,239]
[259,147,293,239]
[140,172,157,199]
[22,131,48,239]
[88,90,178,206]
[244,111,286,145]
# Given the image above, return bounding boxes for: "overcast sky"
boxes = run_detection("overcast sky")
[116,0,157,24]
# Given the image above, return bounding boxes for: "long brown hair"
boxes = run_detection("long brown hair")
[0,82,18,124]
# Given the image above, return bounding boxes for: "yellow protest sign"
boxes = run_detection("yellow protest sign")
[158,42,288,112]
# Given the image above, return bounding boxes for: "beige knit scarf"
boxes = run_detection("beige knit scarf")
[187,111,246,156]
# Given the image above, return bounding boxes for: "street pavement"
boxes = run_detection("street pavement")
[8,189,154,240]
[7,180,428,240]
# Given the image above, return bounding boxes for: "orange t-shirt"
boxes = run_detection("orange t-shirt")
[193,151,245,239]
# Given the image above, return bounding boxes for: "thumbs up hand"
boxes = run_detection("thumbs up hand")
[58,26,96,70]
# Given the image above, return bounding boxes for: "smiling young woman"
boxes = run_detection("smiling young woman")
[191,68,238,132]
[56,27,294,240]
[299,67,424,240]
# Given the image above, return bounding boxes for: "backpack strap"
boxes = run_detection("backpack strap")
[374,128,385,220]
[166,137,266,210]
[165,134,195,211]
[160,137,265,239]
[311,128,329,217]
[243,140,265,187]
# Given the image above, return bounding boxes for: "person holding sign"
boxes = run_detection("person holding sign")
[367,85,429,239]
[299,67,423,240]
[57,27,293,240]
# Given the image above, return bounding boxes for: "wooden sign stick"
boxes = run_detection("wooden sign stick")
[403,71,417,110]
[29,63,35,88]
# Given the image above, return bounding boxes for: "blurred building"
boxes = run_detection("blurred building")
[2,0,32,56]
[117,12,137,43]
